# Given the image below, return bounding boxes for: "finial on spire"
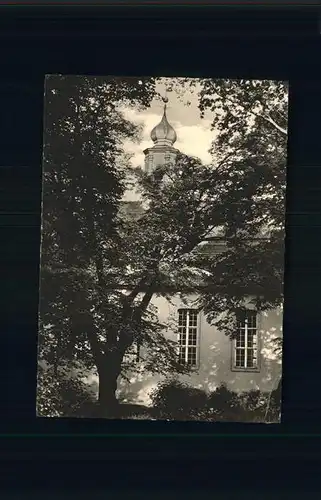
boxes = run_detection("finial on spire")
[150,94,177,146]
[162,94,169,113]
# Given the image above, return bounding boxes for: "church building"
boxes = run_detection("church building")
[117,99,283,407]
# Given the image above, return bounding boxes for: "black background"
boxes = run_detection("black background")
[0,2,320,495]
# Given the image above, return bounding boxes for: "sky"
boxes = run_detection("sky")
[119,78,217,201]
[120,78,216,169]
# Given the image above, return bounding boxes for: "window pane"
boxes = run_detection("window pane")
[179,333,186,345]
[178,310,187,325]
[188,329,197,336]
[189,314,198,327]
[234,309,258,370]
[247,349,255,368]
[247,329,257,348]
[236,331,245,347]
[235,348,245,367]
[187,347,197,366]
[178,347,186,364]
[178,310,199,366]
[188,338,197,346]
[179,317,187,327]
[247,313,257,328]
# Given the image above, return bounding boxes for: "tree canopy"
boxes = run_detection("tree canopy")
[199,80,288,332]
[176,78,287,336]
[38,76,287,415]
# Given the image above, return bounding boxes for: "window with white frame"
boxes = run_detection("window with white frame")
[233,310,259,370]
[178,309,199,367]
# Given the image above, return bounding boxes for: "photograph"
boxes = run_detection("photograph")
[37,75,287,422]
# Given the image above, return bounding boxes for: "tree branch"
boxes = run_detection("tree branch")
[257,113,287,136]
[79,315,104,369]
[137,281,157,313]
[222,96,288,138]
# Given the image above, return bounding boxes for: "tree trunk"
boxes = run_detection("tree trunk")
[98,372,119,418]
[97,356,123,418]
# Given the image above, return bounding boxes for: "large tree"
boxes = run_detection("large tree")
[39,77,287,417]
[39,76,194,416]
[38,75,161,415]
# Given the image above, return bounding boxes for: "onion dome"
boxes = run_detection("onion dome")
[150,98,177,146]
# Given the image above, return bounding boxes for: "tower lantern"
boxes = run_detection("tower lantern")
[143,95,180,173]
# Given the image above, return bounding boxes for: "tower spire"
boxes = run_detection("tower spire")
[143,90,179,174]
[150,94,177,147]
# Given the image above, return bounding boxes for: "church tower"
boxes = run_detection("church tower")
[143,97,180,173]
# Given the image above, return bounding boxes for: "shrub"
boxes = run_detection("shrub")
[149,379,208,420]
[37,364,96,417]
[266,379,282,422]
[207,385,281,423]
[206,384,242,421]
[150,380,281,422]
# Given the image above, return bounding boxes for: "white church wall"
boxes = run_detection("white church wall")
[116,293,283,407]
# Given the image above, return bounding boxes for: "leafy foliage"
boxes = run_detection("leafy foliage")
[149,379,209,420]
[150,380,281,422]
[39,76,286,413]
[39,75,148,367]
[198,78,288,145]
[39,75,193,413]
[206,384,280,422]
[167,78,288,336]
[37,364,96,417]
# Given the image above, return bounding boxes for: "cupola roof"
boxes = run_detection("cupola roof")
[150,97,177,146]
